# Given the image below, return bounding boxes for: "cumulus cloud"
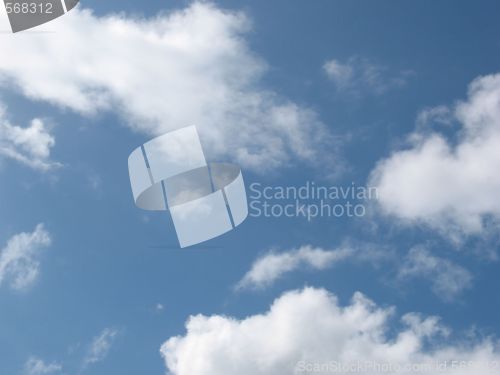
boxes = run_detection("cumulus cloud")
[0,3,334,172]
[161,287,500,375]
[370,73,500,240]
[25,357,62,375]
[324,57,412,95]
[0,224,51,290]
[399,246,473,301]
[236,245,355,290]
[0,104,59,171]
[83,328,119,367]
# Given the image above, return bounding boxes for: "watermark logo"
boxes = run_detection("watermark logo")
[295,359,499,373]
[249,182,378,221]
[3,0,79,33]
[128,126,248,248]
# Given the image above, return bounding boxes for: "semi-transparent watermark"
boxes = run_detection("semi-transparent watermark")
[3,0,79,33]
[249,182,378,221]
[294,360,499,373]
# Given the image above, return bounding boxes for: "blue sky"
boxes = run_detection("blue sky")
[1,1,500,374]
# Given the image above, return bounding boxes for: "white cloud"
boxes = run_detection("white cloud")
[0,224,51,290]
[323,60,354,89]
[324,57,411,95]
[161,287,500,375]
[0,3,334,172]
[236,243,469,302]
[25,357,62,375]
[236,245,354,290]
[23,329,119,374]
[0,104,60,171]
[399,246,473,301]
[416,105,453,130]
[370,73,500,240]
[83,328,119,366]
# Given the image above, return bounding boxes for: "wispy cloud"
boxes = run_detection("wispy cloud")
[0,224,51,290]
[415,105,454,130]
[237,241,472,302]
[324,56,413,95]
[83,328,120,367]
[25,357,62,375]
[399,246,473,301]
[23,328,121,374]
[236,245,355,290]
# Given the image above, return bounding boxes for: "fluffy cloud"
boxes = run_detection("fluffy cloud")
[25,357,62,375]
[0,104,59,171]
[370,74,500,239]
[0,3,334,172]
[83,328,119,366]
[399,246,473,301]
[161,287,500,375]
[0,224,51,290]
[324,57,412,95]
[236,245,354,290]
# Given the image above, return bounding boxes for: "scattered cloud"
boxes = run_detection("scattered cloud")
[323,57,412,95]
[161,287,500,375]
[0,224,51,290]
[0,104,60,171]
[323,59,354,89]
[87,173,102,191]
[416,105,454,130]
[83,328,119,367]
[399,246,473,301]
[0,3,336,173]
[370,73,500,241]
[237,242,472,302]
[236,245,354,290]
[25,357,62,375]
[23,328,120,374]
